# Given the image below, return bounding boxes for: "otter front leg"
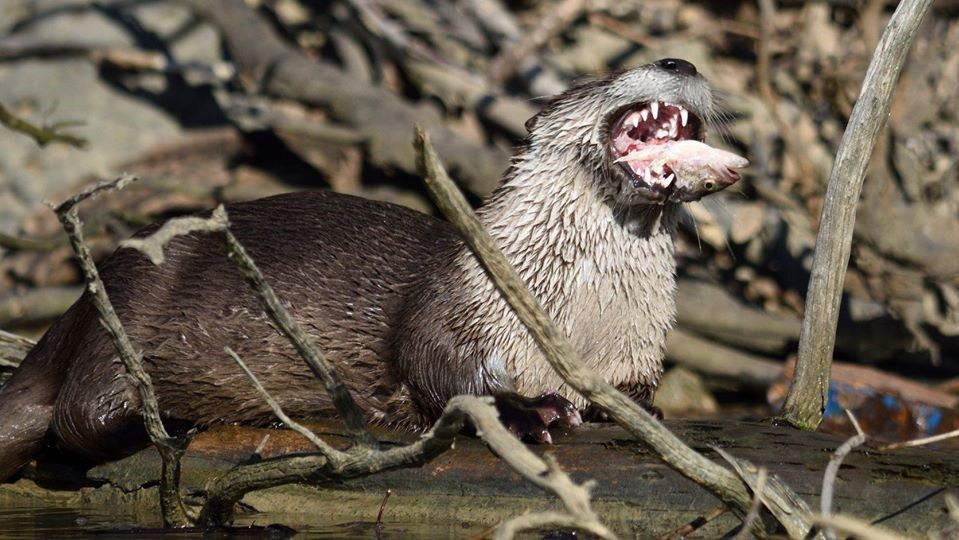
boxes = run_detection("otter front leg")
[493,392,582,444]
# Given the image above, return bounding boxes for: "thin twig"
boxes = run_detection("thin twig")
[821,410,867,540]
[120,214,229,266]
[731,467,768,540]
[783,0,935,430]
[658,505,730,540]
[0,101,87,148]
[253,434,270,457]
[225,347,344,460]
[468,408,614,539]
[375,489,392,526]
[51,174,138,214]
[713,447,816,539]
[49,175,191,527]
[811,513,909,540]
[876,428,959,452]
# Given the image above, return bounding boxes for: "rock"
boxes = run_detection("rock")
[653,367,718,416]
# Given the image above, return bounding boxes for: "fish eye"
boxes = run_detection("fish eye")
[703,180,716,191]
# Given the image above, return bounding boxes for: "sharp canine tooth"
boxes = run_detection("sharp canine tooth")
[650,102,659,119]
[680,109,688,127]
[640,109,649,121]
[627,112,640,129]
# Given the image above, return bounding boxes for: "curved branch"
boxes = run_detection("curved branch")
[784,0,934,429]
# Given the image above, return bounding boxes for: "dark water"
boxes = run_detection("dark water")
[0,507,474,538]
[0,507,159,539]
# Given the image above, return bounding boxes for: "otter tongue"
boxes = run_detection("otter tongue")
[616,140,748,181]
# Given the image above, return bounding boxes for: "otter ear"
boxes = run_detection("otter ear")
[525,115,539,132]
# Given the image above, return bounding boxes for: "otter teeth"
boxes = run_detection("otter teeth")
[680,108,689,127]
[650,101,659,119]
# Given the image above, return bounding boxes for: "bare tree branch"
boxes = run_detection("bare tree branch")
[731,466,768,540]
[784,0,934,430]
[821,410,867,540]
[811,513,909,540]
[225,347,342,458]
[49,175,191,527]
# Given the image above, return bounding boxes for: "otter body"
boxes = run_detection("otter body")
[0,59,746,479]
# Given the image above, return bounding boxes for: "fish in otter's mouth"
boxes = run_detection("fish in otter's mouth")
[609,100,748,203]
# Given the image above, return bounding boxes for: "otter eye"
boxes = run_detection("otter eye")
[703,180,716,191]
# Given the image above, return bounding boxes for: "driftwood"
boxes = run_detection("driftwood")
[7,420,955,537]
[183,0,508,197]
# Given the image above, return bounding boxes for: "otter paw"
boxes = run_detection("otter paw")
[493,392,582,444]
[646,404,664,420]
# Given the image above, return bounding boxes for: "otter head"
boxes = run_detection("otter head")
[525,58,747,206]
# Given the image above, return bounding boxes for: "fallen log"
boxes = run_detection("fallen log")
[5,420,955,537]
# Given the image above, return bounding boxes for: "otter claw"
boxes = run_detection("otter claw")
[494,392,581,444]
[531,392,583,428]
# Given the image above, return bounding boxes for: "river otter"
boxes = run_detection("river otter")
[0,58,746,480]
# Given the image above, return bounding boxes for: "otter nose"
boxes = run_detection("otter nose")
[654,58,697,76]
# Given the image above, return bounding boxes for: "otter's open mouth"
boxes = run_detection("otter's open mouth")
[610,101,704,196]
[608,102,749,202]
